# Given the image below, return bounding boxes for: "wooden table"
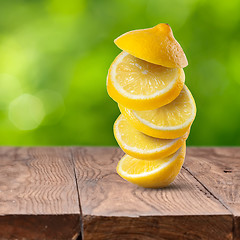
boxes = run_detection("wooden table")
[0,147,239,240]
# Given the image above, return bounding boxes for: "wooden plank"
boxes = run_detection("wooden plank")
[73,147,233,240]
[0,147,81,240]
[185,147,240,240]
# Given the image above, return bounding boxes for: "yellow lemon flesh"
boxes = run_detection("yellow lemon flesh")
[117,143,186,188]
[119,85,196,139]
[114,114,189,160]
[114,23,188,68]
[107,51,185,110]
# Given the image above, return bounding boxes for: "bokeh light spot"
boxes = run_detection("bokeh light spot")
[0,74,22,109]
[36,89,65,125]
[9,94,45,130]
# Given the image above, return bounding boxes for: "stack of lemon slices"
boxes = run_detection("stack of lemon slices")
[107,24,196,188]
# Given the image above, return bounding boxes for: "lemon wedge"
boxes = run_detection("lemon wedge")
[119,85,196,139]
[114,23,188,68]
[107,51,185,110]
[114,114,189,160]
[117,143,186,188]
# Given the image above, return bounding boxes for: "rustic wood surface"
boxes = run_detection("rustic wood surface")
[0,147,81,240]
[72,147,235,240]
[185,147,240,240]
[0,146,239,240]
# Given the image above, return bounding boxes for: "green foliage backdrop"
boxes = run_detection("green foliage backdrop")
[0,0,240,146]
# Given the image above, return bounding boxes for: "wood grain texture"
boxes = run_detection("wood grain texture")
[0,147,239,239]
[83,215,232,240]
[0,215,80,240]
[72,147,233,240]
[185,147,240,240]
[0,147,81,240]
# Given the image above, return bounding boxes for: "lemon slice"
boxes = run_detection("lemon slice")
[114,114,189,160]
[117,143,186,188]
[107,51,185,110]
[119,85,196,139]
[114,23,188,68]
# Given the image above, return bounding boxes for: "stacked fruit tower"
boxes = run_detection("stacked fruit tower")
[107,24,196,188]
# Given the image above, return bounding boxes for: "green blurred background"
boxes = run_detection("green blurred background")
[0,0,240,146]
